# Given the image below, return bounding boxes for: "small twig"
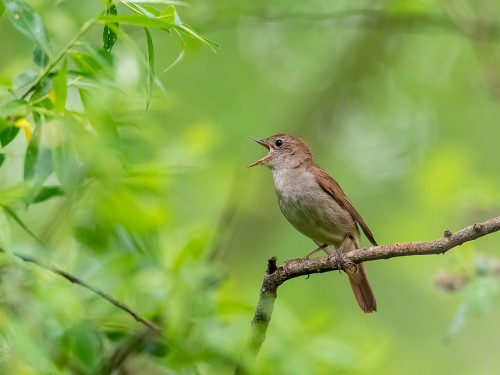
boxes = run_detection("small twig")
[234,216,500,374]
[0,248,161,333]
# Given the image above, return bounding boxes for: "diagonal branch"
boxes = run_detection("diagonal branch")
[234,216,500,374]
[0,248,161,333]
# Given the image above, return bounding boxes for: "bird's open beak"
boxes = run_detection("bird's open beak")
[248,137,271,167]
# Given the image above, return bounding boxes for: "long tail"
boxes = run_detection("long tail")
[347,263,377,313]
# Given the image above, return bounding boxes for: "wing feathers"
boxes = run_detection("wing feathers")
[312,165,378,246]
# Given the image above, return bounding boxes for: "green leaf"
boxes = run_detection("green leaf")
[463,276,499,315]
[447,276,500,339]
[103,1,118,52]
[98,11,217,50]
[160,28,185,75]
[61,322,102,373]
[1,203,44,245]
[0,153,5,167]
[2,0,52,60]
[0,99,29,118]
[68,51,102,75]
[159,5,181,25]
[53,58,67,112]
[29,76,53,105]
[0,209,11,251]
[13,69,38,92]
[0,127,21,148]
[174,23,218,51]
[145,28,155,110]
[24,115,53,202]
[68,49,113,77]
[33,44,49,67]
[121,0,188,9]
[53,142,82,193]
[98,14,176,29]
[0,101,28,147]
[124,3,162,18]
[31,185,64,204]
[0,3,5,18]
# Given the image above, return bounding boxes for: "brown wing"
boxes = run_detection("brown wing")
[312,165,378,246]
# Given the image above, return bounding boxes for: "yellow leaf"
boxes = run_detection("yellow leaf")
[49,89,56,103]
[14,118,32,142]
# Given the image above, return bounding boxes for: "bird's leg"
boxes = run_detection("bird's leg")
[303,243,328,259]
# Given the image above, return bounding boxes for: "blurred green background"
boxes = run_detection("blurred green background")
[1,0,500,374]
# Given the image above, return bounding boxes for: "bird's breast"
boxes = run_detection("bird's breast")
[272,168,357,247]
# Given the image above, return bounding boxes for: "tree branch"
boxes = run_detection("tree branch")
[234,216,500,374]
[0,248,161,334]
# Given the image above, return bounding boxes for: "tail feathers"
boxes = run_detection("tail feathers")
[347,263,377,313]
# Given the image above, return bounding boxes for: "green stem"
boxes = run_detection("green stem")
[21,16,100,100]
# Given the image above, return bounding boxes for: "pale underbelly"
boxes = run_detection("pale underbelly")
[278,195,357,248]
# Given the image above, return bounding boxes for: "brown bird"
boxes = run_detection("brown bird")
[249,133,377,313]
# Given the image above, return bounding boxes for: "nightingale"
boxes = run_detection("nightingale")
[249,133,377,313]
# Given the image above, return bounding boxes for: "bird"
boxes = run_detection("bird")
[249,133,377,313]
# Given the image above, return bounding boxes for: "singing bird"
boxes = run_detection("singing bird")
[249,133,377,313]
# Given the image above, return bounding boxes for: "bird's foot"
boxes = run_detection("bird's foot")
[333,249,345,274]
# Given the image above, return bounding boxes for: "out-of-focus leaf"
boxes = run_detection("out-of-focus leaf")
[103,1,118,52]
[16,117,32,142]
[160,29,185,75]
[61,322,102,373]
[145,28,155,110]
[2,0,52,60]
[53,142,82,193]
[0,99,29,118]
[0,127,21,147]
[13,69,38,92]
[24,116,53,202]
[29,76,53,108]
[463,276,499,315]
[0,3,5,18]
[69,51,102,75]
[446,304,468,339]
[68,49,113,77]
[1,203,44,245]
[53,58,67,112]
[0,100,30,147]
[446,276,500,339]
[0,210,11,251]
[33,44,49,67]
[31,185,64,204]
[0,153,5,167]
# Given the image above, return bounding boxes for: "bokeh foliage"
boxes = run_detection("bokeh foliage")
[1,0,500,374]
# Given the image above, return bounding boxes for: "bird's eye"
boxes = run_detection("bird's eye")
[275,139,284,147]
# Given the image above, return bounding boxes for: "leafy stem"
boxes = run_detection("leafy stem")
[21,16,100,100]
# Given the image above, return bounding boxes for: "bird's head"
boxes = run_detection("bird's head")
[249,133,313,170]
